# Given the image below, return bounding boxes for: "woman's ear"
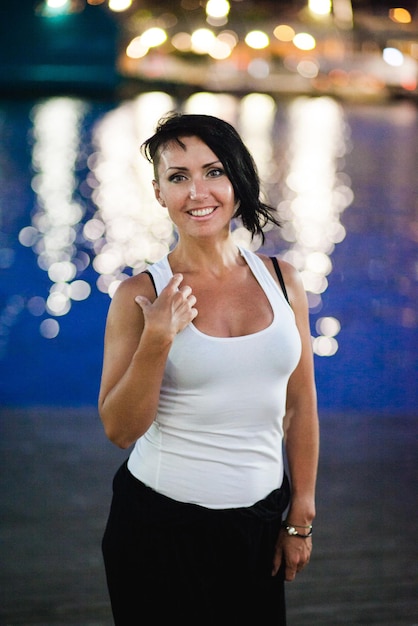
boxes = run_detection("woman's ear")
[153,180,166,207]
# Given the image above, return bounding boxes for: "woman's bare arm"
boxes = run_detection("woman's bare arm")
[98,272,197,448]
[270,259,320,580]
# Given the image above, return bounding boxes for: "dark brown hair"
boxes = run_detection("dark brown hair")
[141,112,281,241]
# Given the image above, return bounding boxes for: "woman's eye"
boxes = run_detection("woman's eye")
[207,168,224,178]
[169,173,187,183]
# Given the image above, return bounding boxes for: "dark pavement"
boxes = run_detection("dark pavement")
[1,407,417,625]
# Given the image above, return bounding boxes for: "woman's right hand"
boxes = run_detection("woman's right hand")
[135,273,198,340]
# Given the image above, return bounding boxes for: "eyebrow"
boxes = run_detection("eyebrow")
[165,160,222,173]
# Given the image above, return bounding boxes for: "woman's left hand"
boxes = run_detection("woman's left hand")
[272,530,312,580]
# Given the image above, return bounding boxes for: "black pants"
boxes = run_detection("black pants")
[102,461,290,625]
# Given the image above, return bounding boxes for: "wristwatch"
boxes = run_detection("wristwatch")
[282,524,313,538]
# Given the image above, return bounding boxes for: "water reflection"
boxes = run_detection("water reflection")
[280,96,353,355]
[18,91,353,357]
[87,92,175,297]
[19,97,90,336]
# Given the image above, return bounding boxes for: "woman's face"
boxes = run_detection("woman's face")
[152,135,236,239]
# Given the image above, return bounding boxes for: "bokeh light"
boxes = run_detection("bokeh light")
[279,95,353,354]
[21,97,88,336]
[17,91,353,357]
[245,31,269,50]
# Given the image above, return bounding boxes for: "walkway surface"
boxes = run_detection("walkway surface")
[1,407,417,625]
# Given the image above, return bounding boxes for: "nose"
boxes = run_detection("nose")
[189,178,208,200]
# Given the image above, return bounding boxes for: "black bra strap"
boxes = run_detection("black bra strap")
[144,262,289,305]
[270,257,290,305]
[143,269,157,297]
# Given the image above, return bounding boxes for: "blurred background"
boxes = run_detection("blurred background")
[0,0,417,410]
[0,1,417,624]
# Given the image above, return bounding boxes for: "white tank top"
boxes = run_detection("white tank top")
[127,247,301,508]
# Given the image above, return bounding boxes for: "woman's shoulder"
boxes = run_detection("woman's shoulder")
[256,252,305,302]
[110,271,156,307]
[112,254,171,303]
[271,256,301,285]
[255,251,297,279]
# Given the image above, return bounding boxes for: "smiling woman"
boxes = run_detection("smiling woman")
[98,111,319,624]
[0,94,417,625]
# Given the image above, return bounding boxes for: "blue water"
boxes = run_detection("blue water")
[0,95,417,413]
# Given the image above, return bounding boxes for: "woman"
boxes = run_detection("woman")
[99,112,319,624]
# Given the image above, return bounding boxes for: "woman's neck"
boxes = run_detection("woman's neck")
[169,237,243,275]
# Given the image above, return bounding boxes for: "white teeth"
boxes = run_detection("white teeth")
[189,208,214,217]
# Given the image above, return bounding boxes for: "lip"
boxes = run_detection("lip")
[187,207,217,218]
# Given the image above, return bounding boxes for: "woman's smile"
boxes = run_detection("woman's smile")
[188,207,216,217]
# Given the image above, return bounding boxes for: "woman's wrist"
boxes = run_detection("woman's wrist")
[281,521,313,538]
[285,499,316,527]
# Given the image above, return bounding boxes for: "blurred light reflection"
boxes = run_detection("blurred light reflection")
[40,318,60,339]
[18,92,352,357]
[20,97,88,337]
[90,92,176,297]
[280,96,353,355]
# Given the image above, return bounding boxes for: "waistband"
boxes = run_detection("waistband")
[114,460,290,527]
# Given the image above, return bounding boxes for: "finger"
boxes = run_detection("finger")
[174,286,197,313]
[283,555,299,581]
[135,295,150,311]
[171,273,184,288]
[178,284,193,298]
[285,565,297,582]
[271,547,283,577]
